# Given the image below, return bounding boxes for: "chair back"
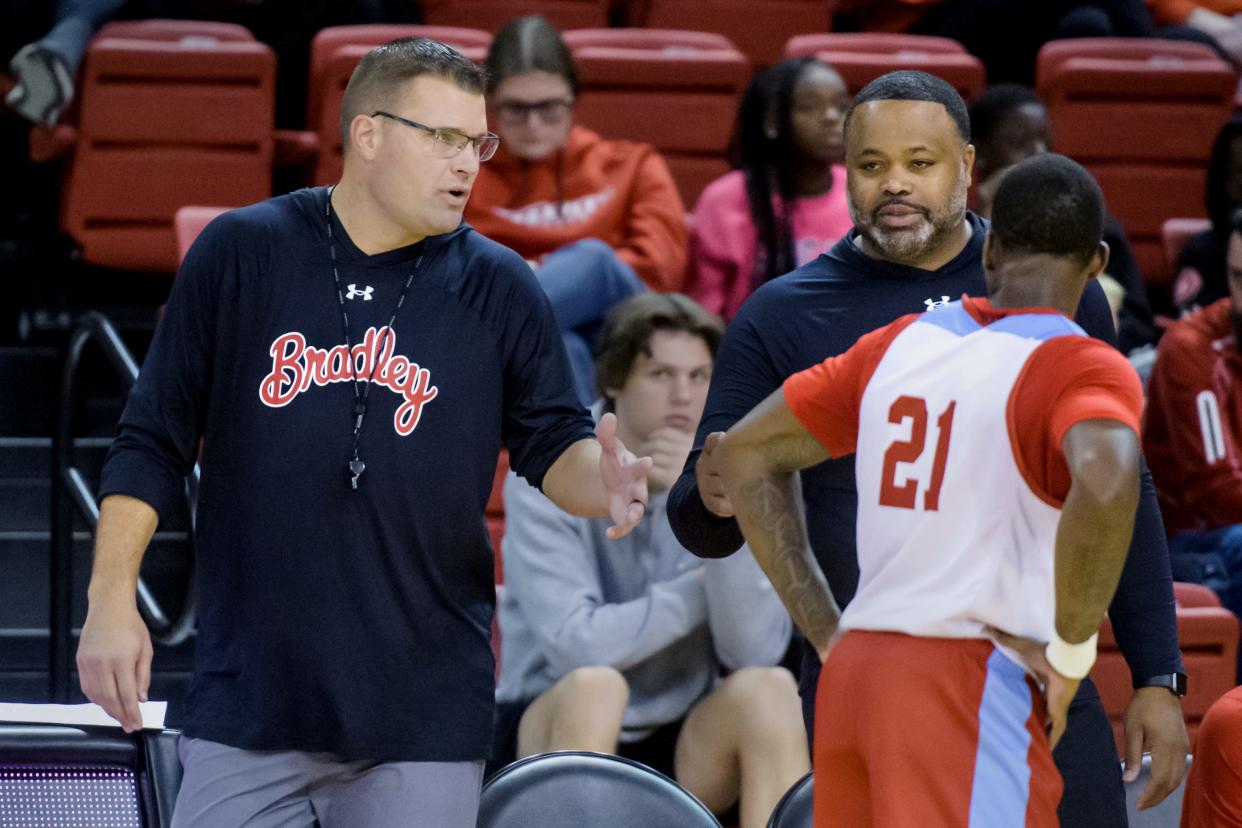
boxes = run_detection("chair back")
[478,751,722,827]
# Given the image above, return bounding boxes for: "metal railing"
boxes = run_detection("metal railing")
[49,311,198,701]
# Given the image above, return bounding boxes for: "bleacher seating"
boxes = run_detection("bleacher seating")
[564,28,751,206]
[478,751,723,827]
[1092,582,1240,753]
[1163,217,1213,285]
[784,33,985,99]
[173,206,228,265]
[421,0,611,31]
[59,21,275,273]
[488,449,509,586]
[95,19,256,43]
[1036,39,1235,286]
[306,24,492,185]
[627,0,834,67]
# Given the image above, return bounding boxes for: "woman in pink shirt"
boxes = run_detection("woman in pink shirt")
[688,58,853,320]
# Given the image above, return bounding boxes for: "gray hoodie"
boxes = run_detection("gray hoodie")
[495,472,791,740]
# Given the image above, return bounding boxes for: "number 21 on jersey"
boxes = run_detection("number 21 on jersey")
[879,395,956,511]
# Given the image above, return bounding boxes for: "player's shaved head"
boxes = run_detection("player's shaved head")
[990,154,1104,265]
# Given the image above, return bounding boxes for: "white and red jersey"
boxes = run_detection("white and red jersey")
[784,296,1143,642]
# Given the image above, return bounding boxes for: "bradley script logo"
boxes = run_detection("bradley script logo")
[258,326,438,435]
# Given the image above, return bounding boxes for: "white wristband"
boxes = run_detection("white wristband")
[1044,631,1098,679]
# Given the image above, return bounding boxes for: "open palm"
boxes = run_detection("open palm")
[597,412,652,539]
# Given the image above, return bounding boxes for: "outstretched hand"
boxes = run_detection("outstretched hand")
[987,627,1081,750]
[597,412,653,539]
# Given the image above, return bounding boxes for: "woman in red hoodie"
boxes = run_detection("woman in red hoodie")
[466,16,689,404]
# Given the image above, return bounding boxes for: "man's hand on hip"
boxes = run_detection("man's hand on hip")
[987,627,1082,751]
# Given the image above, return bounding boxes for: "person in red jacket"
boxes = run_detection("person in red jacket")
[1144,208,1242,637]
[465,16,688,404]
[1181,685,1242,827]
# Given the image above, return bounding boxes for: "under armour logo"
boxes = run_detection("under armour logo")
[346,284,373,301]
[924,295,951,311]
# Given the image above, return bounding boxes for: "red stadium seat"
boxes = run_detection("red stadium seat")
[1092,582,1240,753]
[564,29,751,206]
[61,30,275,272]
[488,449,510,675]
[784,33,984,100]
[306,25,492,185]
[489,450,509,585]
[1176,581,1226,609]
[784,32,964,59]
[421,0,610,32]
[1163,217,1212,279]
[629,0,834,67]
[173,206,228,265]
[95,19,255,43]
[1036,39,1235,286]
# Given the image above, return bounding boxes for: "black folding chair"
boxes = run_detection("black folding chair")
[478,750,722,827]
[766,771,813,828]
[0,724,182,827]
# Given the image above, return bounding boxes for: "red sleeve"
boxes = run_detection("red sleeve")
[783,315,918,458]
[1008,336,1144,505]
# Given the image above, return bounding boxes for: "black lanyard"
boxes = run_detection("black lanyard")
[325,188,423,490]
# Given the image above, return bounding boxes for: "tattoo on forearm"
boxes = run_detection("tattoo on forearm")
[738,475,840,653]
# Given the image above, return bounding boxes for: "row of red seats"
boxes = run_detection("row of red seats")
[419,0,839,66]
[38,21,1235,285]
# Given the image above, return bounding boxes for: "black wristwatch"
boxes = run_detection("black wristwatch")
[1136,673,1188,697]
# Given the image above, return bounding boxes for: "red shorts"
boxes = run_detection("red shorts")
[813,631,1062,828]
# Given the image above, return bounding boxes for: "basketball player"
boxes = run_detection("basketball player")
[717,153,1142,826]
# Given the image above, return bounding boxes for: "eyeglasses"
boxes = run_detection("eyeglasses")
[372,111,500,162]
[493,98,574,126]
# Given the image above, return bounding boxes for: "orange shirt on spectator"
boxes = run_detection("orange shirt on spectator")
[466,125,688,292]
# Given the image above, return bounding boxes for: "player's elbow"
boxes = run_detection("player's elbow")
[1065,422,1141,513]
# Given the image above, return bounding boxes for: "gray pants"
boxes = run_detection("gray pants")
[172,736,484,828]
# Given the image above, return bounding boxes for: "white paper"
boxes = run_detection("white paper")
[0,701,167,730]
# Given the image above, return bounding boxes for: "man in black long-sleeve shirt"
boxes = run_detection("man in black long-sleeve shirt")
[668,71,1189,825]
[75,39,652,826]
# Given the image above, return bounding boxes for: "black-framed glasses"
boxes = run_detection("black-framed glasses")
[372,111,500,162]
[493,97,574,126]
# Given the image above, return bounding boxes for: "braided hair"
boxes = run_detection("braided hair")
[729,57,824,287]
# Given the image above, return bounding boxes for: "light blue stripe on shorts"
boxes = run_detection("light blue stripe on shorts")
[969,648,1035,827]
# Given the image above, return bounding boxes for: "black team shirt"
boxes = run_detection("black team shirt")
[99,186,594,761]
[667,211,1182,710]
